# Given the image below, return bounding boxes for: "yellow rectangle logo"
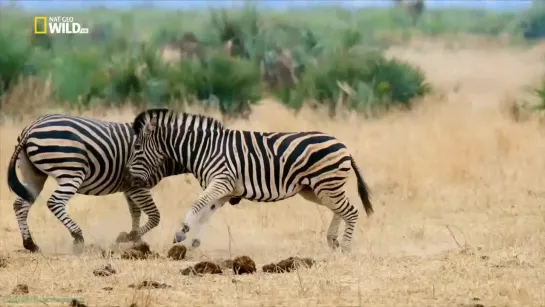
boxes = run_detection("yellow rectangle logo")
[34,16,47,34]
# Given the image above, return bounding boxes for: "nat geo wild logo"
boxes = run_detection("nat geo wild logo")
[33,16,89,35]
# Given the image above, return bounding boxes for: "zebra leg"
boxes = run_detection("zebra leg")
[189,198,229,248]
[13,153,47,252]
[317,190,358,253]
[124,188,160,241]
[46,176,86,254]
[14,198,41,252]
[115,193,143,243]
[299,188,342,249]
[174,177,234,245]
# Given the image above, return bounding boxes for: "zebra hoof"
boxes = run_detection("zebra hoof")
[23,238,40,253]
[340,244,351,254]
[191,239,201,248]
[173,231,186,243]
[128,230,141,242]
[327,238,340,250]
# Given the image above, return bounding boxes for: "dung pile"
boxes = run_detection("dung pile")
[69,299,88,307]
[12,284,29,294]
[262,256,315,273]
[167,244,187,260]
[181,261,223,276]
[129,280,171,290]
[232,256,256,275]
[93,264,117,277]
[121,241,160,260]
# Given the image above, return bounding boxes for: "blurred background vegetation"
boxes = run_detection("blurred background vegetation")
[0,0,544,120]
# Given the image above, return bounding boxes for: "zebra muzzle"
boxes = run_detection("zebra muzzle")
[123,169,147,188]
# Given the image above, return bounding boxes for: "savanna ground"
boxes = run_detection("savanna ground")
[1,40,545,307]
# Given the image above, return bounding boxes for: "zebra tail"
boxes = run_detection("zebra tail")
[7,134,35,203]
[350,156,374,217]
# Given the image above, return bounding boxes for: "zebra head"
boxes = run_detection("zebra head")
[126,108,175,188]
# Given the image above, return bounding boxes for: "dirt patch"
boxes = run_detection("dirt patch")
[232,256,256,275]
[129,280,171,290]
[121,241,160,260]
[181,261,223,276]
[11,284,29,294]
[167,244,187,260]
[262,256,315,273]
[0,255,7,268]
[93,264,117,277]
[69,299,87,307]
[102,286,113,291]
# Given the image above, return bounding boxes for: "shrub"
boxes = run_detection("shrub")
[49,47,106,107]
[520,5,545,40]
[2,6,439,119]
[0,30,32,97]
[174,52,262,119]
[532,78,545,111]
[273,49,430,117]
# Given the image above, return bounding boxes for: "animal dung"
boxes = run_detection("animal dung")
[120,241,159,260]
[232,256,256,274]
[262,256,315,273]
[121,249,146,260]
[181,261,223,275]
[11,284,29,295]
[69,299,88,307]
[129,280,171,290]
[93,264,117,277]
[167,244,187,260]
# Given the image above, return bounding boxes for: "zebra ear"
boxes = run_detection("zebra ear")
[145,116,158,134]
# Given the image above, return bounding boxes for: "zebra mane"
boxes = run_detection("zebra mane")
[181,113,224,132]
[132,108,178,135]
[132,108,224,135]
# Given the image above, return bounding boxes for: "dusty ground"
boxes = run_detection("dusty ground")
[0,41,544,307]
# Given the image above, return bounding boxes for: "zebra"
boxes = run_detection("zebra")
[125,108,374,253]
[6,113,241,253]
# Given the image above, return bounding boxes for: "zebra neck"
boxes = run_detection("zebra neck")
[183,130,224,182]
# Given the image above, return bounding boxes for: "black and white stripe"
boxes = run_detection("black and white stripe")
[126,108,374,253]
[6,113,191,253]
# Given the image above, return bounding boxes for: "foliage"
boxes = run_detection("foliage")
[519,5,545,40]
[275,49,430,116]
[0,30,33,97]
[0,4,539,118]
[532,78,545,110]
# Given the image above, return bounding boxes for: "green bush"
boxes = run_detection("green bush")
[175,53,262,118]
[273,49,430,117]
[532,78,545,111]
[0,5,451,118]
[521,5,545,40]
[0,30,32,97]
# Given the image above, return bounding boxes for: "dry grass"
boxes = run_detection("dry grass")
[1,40,545,307]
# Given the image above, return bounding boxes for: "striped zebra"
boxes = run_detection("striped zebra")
[125,108,374,253]
[6,113,241,253]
